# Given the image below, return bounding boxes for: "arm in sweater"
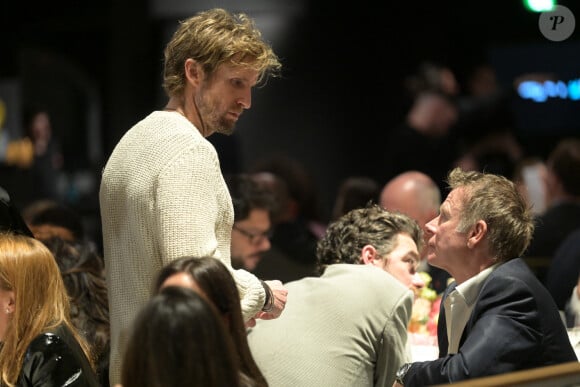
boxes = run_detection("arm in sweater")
[156,140,265,321]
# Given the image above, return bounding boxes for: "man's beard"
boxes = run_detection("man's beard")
[231,254,244,270]
[214,117,235,135]
[197,95,236,136]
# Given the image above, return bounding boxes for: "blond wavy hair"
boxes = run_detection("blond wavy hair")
[447,167,534,262]
[0,233,94,386]
[163,8,281,98]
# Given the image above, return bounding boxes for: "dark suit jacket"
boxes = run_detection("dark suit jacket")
[525,202,580,282]
[403,258,577,386]
[545,228,580,311]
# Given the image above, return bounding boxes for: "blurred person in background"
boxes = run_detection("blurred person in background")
[225,173,277,272]
[23,107,64,203]
[250,155,324,283]
[380,170,450,294]
[525,138,580,284]
[23,199,85,243]
[0,186,34,237]
[331,176,380,222]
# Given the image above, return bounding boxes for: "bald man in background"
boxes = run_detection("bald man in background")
[380,170,451,293]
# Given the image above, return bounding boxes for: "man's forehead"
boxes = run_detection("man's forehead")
[219,60,259,81]
[444,187,466,207]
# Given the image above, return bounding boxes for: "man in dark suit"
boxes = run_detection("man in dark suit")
[394,168,577,386]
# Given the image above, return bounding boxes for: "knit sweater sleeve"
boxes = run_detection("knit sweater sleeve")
[155,136,265,320]
[155,141,222,261]
[231,267,267,321]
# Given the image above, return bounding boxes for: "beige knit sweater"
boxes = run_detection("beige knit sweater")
[99,111,265,385]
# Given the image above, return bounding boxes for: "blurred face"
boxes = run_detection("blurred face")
[431,97,458,136]
[161,273,205,297]
[371,233,423,289]
[196,59,258,135]
[231,208,271,271]
[425,187,469,275]
[160,273,231,328]
[381,196,436,261]
[31,112,51,141]
[0,289,14,341]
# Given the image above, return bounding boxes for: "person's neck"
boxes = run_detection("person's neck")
[451,256,496,286]
[163,98,187,119]
[164,96,213,137]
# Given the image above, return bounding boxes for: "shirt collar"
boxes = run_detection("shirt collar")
[455,263,499,305]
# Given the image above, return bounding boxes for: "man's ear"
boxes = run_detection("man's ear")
[467,220,487,249]
[184,58,203,86]
[360,245,378,265]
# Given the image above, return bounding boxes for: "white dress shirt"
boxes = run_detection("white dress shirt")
[444,264,498,354]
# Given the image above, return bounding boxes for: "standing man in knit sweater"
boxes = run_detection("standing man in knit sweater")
[99,8,287,386]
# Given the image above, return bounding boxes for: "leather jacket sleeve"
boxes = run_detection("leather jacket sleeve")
[17,330,99,387]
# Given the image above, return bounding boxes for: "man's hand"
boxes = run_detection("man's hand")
[257,280,288,320]
[245,317,257,328]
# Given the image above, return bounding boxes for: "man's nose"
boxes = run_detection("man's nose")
[411,272,425,289]
[424,217,437,236]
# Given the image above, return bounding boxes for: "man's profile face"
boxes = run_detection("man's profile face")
[196,59,259,135]
[372,233,422,289]
[425,187,469,274]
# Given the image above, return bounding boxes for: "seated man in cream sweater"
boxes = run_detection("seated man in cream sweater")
[248,205,424,387]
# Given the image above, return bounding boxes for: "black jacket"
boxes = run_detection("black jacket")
[17,325,99,387]
[403,258,577,386]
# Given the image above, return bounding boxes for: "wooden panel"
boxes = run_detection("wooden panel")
[432,361,580,387]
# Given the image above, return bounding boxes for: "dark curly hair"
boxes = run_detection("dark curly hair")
[316,204,422,275]
[225,173,277,222]
[41,237,110,386]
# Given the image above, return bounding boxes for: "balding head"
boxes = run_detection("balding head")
[380,171,441,230]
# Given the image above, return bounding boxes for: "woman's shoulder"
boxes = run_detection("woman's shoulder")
[26,330,67,353]
[21,326,99,387]
[24,327,80,367]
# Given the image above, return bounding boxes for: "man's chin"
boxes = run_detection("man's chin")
[215,121,236,135]
[244,257,262,271]
[426,254,441,268]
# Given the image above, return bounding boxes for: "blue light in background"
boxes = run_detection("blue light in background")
[518,78,580,102]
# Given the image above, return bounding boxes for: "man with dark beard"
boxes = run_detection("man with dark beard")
[226,173,277,272]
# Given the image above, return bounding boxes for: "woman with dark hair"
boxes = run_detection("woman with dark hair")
[155,256,268,387]
[41,237,110,387]
[121,286,242,387]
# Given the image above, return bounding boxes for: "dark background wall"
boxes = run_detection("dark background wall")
[1,0,579,222]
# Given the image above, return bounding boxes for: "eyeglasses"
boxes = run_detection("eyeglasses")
[232,224,272,245]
